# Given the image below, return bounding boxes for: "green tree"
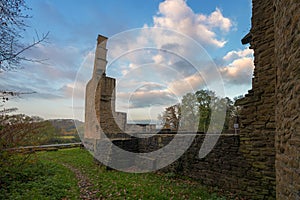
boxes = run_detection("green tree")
[158,103,181,131]
[195,90,215,132]
[180,92,199,132]
[158,90,237,133]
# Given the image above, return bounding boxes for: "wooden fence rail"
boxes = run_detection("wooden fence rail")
[5,142,83,153]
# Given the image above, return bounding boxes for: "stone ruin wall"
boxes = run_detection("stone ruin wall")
[235,0,300,199]
[274,0,300,199]
[126,124,156,134]
[84,35,125,159]
[97,76,123,134]
[85,35,108,139]
[237,0,300,199]
[108,131,274,199]
[235,0,276,197]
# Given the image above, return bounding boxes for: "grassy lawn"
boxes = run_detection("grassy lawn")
[1,148,227,199]
[0,154,79,199]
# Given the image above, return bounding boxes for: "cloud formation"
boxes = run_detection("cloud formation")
[220,48,254,85]
[104,0,235,115]
[2,0,251,121]
[151,0,233,47]
[117,82,178,109]
[223,48,253,61]
[0,43,90,101]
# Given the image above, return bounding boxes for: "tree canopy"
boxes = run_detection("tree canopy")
[159,90,238,133]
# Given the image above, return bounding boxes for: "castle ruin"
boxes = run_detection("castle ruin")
[84,0,300,198]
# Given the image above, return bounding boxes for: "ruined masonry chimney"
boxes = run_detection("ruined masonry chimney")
[84,34,108,140]
[93,35,108,77]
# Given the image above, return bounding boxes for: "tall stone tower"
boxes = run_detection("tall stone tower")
[85,35,108,139]
[85,35,124,140]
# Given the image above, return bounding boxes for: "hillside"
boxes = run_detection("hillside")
[48,119,84,136]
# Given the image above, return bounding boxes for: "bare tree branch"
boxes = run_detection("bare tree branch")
[0,90,36,104]
[0,32,49,64]
[0,0,49,71]
[2,33,48,61]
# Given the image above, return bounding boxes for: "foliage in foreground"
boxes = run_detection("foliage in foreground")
[0,148,227,199]
[0,148,225,199]
[0,114,56,173]
[37,148,226,200]
[0,153,79,200]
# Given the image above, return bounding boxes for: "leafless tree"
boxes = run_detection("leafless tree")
[0,0,49,71]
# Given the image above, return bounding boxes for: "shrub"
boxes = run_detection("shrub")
[0,114,55,170]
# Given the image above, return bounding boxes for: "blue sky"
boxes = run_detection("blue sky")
[1,0,254,122]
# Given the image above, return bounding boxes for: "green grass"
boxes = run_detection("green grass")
[1,148,227,199]
[0,154,79,200]
[38,148,226,200]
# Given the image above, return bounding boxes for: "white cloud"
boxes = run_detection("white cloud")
[152,54,164,64]
[168,73,204,96]
[220,48,254,85]
[223,48,253,62]
[59,82,83,99]
[206,8,232,32]
[117,82,179,109]
[106,0,232,58]
[0,43,89,103]
[104,1,235,109]
[22,43,85,83]
[151,0,233,48]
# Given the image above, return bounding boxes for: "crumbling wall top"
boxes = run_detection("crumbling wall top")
[97,34,108,46]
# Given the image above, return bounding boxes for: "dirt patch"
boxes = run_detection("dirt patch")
[62,164,100,199]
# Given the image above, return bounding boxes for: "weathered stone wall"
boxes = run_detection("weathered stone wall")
[237,0,300,199]
[126,124,156,133]
[235,0,276,197]
[115,112,127,132]
[274,0,300,199]
[98,76,123,133]
[102,132,273,199]
[85,35,108,139]
[140,134,275,199]
[85,35,125,139]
